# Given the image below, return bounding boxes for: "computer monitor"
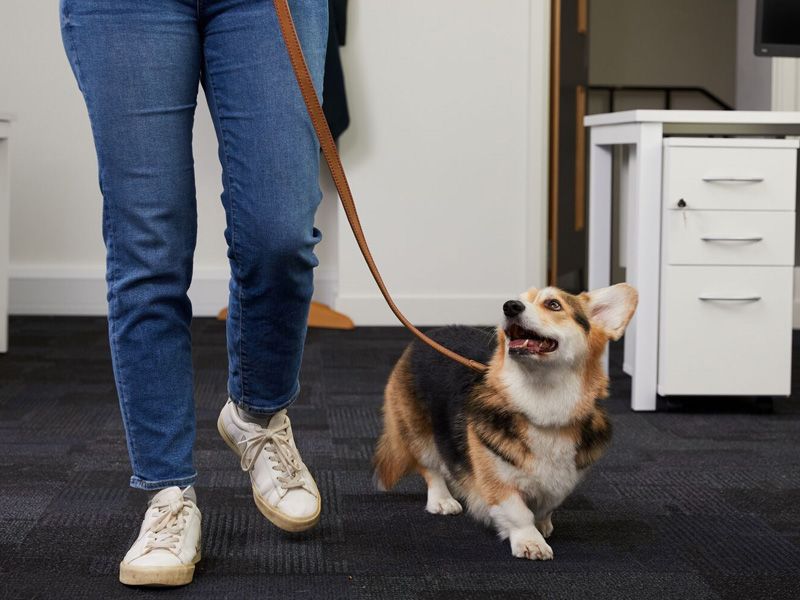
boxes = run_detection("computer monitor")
[755,0,800,57]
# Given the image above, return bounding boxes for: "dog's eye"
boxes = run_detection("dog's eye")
[545,299,562,311]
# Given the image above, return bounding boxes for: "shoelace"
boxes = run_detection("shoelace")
[142,495,192,555]
[239,412,307,490]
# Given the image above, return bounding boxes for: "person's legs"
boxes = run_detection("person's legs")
[200,0,328,415]
[60,0,201,491]
[202,0,328,531]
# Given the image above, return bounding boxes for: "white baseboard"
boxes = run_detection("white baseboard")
[334,293,505,326]
[14,265,800,329]
[8,265,338,317]
[794,266,800,330]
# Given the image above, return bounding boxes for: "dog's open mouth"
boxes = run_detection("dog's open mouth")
[505,323,559,355]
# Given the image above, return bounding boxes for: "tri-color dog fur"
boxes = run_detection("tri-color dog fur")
[374,283,638,560]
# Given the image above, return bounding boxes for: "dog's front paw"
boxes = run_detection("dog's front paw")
[426,497,463,515]
[512,538,553,560]
[510,528,553,560]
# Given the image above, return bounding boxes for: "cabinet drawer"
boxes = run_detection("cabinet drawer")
[663,145,797,211]
[664,210,795,266]
[658,265,793,396]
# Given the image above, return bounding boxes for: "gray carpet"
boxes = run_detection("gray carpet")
[1,316,799,599]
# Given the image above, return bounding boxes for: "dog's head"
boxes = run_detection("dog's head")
[500,283,638,368]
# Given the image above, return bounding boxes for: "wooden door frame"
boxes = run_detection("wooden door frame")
[548,0,562,287]
[527,0,553,288]
[548,0,589,287]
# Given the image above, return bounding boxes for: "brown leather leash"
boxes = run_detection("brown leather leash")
[274,0,488,373]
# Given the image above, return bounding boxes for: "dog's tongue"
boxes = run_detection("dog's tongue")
[509,338,542,352]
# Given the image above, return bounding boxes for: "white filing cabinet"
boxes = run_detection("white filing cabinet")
[657,138,798,397]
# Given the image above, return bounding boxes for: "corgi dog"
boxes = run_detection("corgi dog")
[374,283,638,560]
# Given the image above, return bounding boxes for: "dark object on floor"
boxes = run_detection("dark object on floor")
[1,317,800,599]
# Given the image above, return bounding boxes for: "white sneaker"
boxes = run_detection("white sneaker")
[119,486,201,587]
[217,399,321,532]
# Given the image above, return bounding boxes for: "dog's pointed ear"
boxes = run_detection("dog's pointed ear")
[581,283,638,341]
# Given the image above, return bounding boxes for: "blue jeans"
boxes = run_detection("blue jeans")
[60,0,328,490]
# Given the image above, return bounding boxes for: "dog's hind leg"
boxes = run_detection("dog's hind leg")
[419,467,462,515]
[536,513,553,538]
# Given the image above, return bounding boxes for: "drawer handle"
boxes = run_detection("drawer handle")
[698,295,762,302]
[701,175,764,183]
[700,235,763,243]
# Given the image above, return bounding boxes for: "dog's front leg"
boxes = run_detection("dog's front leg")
[489,493,553,560]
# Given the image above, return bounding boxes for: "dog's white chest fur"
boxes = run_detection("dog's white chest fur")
[500,360,583,427]
[526,427,582,509]
[497,361,586,512]
[491,425,582,516]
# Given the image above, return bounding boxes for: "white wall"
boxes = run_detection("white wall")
[589,0,737,109]
[333,0,550,324]
[0,0,550,325]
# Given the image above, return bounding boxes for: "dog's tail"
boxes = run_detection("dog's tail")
[373,426,415,491]
[373,349,417,491]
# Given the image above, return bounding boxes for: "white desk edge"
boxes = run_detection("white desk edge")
[585,109,800,127]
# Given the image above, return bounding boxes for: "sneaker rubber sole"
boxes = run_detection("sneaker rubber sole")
[119,551,200,587]
[217,412,322,533]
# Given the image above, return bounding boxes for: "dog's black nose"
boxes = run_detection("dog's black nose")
[503,300,525,317]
